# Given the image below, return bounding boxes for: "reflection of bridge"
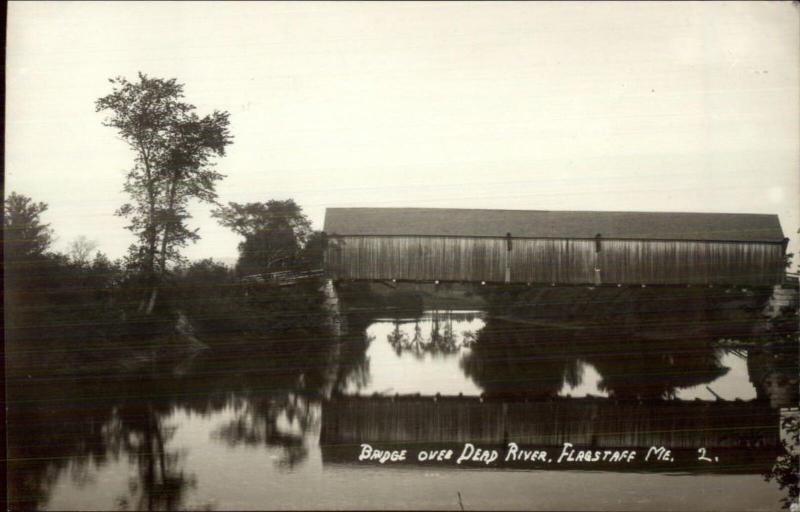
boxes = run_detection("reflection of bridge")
[323,208,787,287]
[321,396,779,449]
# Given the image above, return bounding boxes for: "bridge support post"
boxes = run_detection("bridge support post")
[505,232,512,283]
[320,278,348,399]
[321,278,347,337]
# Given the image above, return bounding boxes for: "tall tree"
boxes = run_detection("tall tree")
[4,192,53,263]
[213,200,313,276]
[96,73,232,313]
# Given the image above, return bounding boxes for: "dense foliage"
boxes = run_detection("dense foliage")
[4,189,330,379]
[764,414,800,510]
[213,199,324,275]
[4,191,53,262]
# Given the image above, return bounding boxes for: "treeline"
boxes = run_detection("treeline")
[4,191,329,378]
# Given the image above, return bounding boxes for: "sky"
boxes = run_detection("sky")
[6,1,799,267]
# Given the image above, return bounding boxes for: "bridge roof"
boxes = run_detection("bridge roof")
[323,207,785,242]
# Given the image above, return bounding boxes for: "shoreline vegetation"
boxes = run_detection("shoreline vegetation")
[4,248,332,380]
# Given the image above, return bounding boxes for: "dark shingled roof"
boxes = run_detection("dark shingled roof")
[323,207,785,242]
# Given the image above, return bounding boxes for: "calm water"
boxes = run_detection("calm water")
[7,308,798,510]
[350,310,761,401]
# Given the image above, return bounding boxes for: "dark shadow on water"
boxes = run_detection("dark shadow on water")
[6,284,799,510]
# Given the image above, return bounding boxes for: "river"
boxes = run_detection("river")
[6,304,798,510]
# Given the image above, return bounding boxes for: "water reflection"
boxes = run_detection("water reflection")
[105,404,195,511]
[210,394,318,469]
[344,311,484,396]
[6,290,799,511]
[557,360,608,397]
[384,311,481,357]
[6,326,340,511]
[346,313,771,403]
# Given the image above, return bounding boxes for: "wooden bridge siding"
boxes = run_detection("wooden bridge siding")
[327,236,507,282]
[325,236,784,285]
[511,239,595,284]
[598,240,784,285]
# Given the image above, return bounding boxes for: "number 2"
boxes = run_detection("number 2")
[697,448,712,462]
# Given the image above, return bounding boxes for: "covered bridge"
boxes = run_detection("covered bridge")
[322,208,787,286]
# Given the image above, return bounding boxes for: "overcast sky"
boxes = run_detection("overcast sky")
[6,1,799,266]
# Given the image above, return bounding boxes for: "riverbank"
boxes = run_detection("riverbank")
[5,274,332,381]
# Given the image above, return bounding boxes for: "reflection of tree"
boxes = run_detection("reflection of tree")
[587,338,728,400]
[461,330,478,348]
[562,358,585,389]
[412,322,424,352]
[106,403,197,511]
[387,322,409,357]
[7,325,343,512]
[331,284,402,395]
[460,319,576,399]
[461,318,733,401]
[7,377,206,512]
[211,393,316,470]
[472,285,796,401]
[386,312,474,358]
[6,387,111,511]
[435,316,458,354]
[334,332,372,393]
